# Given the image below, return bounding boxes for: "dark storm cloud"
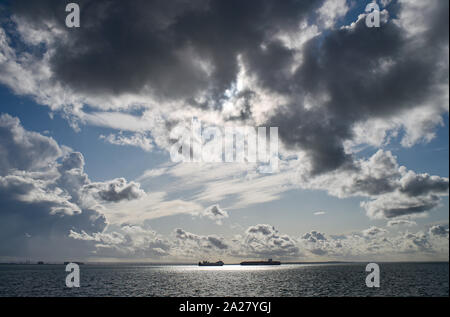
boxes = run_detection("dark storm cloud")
[10,0,320,101]
[5,1,449,222]
[9,1,448,176]
[270,108,355,174]
[269,2,448,174]
[424,0,450,46]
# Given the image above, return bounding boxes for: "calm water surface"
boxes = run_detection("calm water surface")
[0,262,448,297]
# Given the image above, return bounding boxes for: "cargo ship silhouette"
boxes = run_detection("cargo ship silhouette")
[198,260,224,266]
[240,258,281,265]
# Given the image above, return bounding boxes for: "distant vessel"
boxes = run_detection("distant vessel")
[37,261,44,265]
[198,260,224,266]
[240,258,281,266]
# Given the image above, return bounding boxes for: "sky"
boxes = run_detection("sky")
[0,0,448,263]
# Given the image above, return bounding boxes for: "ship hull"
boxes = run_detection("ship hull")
[240,261,281,265]
[198,261,224,266]
[198,263,224,266]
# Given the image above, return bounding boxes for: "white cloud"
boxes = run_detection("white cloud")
[0,114,149,260]
[0,114,63,175]
[100,132,153,152]
[198,204,229,225]
[65,220,449,261]
[69,225,171,258]
[84,178,145,202]
[317,0,349,29]
[387,219,417,227]
[231,224,300,259]
[362,226,387,237]
[297,150,448,219]
[298,227,448,261]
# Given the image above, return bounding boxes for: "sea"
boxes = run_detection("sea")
[0,262,448,297]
